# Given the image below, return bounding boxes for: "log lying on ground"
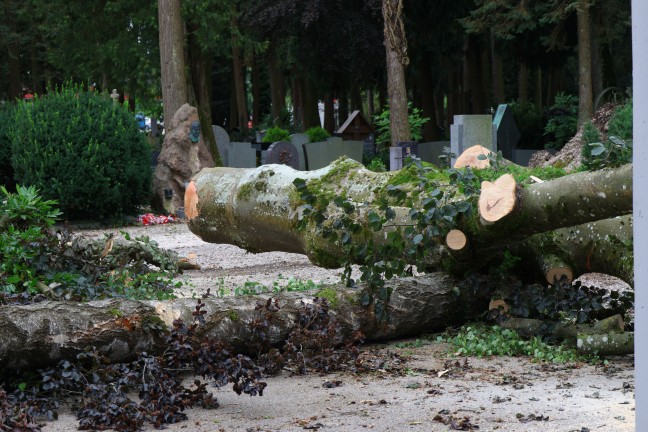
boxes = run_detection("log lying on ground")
[0,273,492,370]
[576,332,634,356]
[186,158,633,282]
[502,315,625,341]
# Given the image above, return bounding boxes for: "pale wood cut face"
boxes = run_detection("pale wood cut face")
[184,181,199,219]
[453,145,493,169]
[478,174,516,222]
[445,229,467,250]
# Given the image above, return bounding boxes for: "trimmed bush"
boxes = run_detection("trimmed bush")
[261,126,290,143]
[305,126,330,143]
[0,105,16,191]
[9,84,151,219]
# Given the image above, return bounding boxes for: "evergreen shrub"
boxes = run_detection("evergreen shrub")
[261,126,290,143]
[544,92,578,150]
[608,100,633,140]
[305,126,330,143]
[9,84,151,219]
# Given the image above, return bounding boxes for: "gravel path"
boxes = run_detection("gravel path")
[43,221,635,432]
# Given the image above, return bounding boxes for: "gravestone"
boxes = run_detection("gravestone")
[302,140,364,170]
[493,104,521,161]
[450,115,497,165]
[228,142,257,168]
[265,141,299,169]
[212,125,231,166]
[363,133,376,159]
[418,141,450,166]
[289,133,310,170]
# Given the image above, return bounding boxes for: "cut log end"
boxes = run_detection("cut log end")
[454,145,494,169]
[546,266,574,284]
[478,174,517,223]
[184,181,199,220]
[446,229,468,250]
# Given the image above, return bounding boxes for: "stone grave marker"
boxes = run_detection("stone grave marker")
[265,141,299,169]
[303,140,364,170]
[289,133,310,170]
[418,141,450,166]
[228,142,257,168]
[212,125,231,166]
[450,115,497,165]
[363,133,376,159]
[493,104,521,161]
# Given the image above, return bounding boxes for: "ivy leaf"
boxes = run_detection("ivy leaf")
[412,234,423,245]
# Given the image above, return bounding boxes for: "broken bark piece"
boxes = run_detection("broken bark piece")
[184,180,199,219]
[478,174,517,223]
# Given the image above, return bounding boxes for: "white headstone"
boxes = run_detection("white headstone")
[450,115,497,165]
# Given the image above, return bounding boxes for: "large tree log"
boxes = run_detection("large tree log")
[186,158,633,282]
[0,274,492,370]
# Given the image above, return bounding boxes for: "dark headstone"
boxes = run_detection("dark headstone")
[493,104,521,161]
[363,133,376,158]
[265,141,299,169]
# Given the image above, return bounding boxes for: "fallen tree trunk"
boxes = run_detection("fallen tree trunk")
[576,332,634,356]
[0,273,492,370]
[502,315,625,340]
[186,158,633,283]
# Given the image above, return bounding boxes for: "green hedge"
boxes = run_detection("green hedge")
[9,85,151,219]
[0,105,16,191]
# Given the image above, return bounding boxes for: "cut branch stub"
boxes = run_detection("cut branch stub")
[445,229,467,251]
[454,145,494,169]
[478,174,517,223]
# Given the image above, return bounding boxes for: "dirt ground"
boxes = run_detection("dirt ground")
[42,222,636,431]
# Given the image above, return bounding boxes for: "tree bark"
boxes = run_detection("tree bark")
[302,78,320,129]
[502,315,625,341]
[576,332,634,356]
[577,0,594,127]
[382,0,411,146]
[158,0,188,125]
[231,9,248,132]
[187,25,222,166]
[184,158,633,282]
[267,51,286,125]
[491,32,505,105]
[4,0,22,101]
[0,273,491,370]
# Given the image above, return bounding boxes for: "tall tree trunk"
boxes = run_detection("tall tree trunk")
[382,0,411,146]
[351,87,363,113]
[229,72,239,131]
[491,32,505,105]
[534,66,543,112]
[267,51,286,125]
[188,25,221,166]
[231,10,248,132]
[4,0,21,101]
[367,88,375,119]
[577,0,594,127]
[419,62,440,141]
[324,93,335,134]
[302,78,320,129]
[590,8,603,107]
[158,0,188,124]
[518,61,529,102]
[338,90,349,125]
[292,74,303,129]
[251,56,261,128]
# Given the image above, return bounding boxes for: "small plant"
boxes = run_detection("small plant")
[544,92,578,150]
[305,126,330,143]
[366,157,387,172]
[373,103,429,146]
[261,126,290,143]
[447,324,585,363]
[608,100,633,140]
